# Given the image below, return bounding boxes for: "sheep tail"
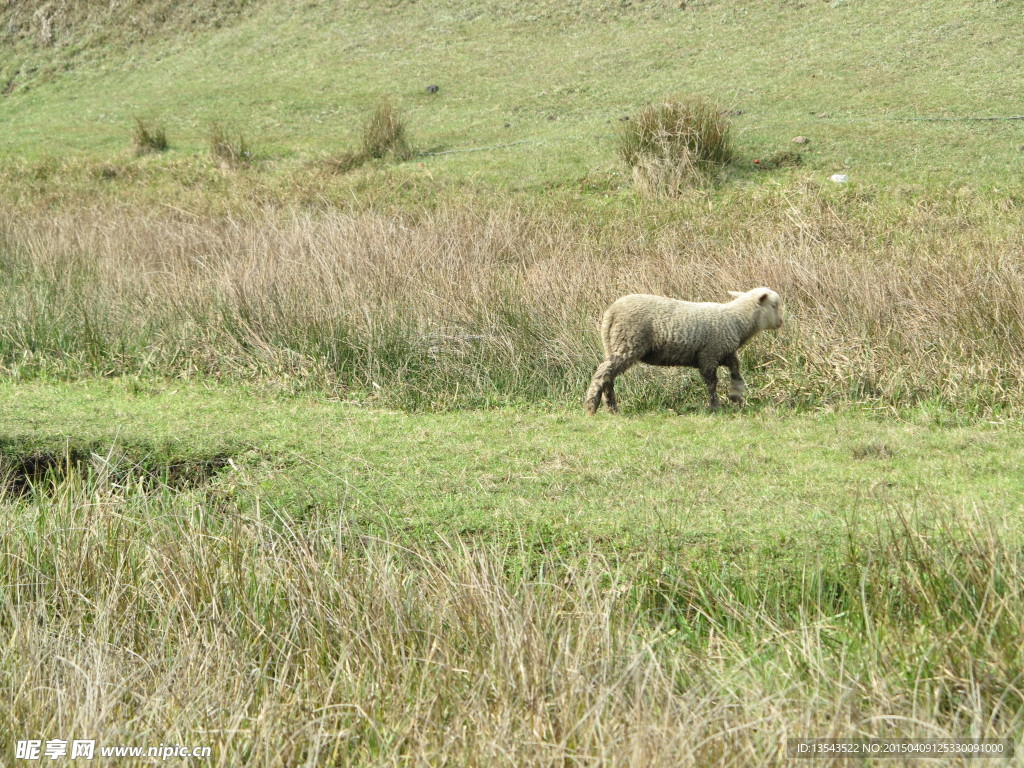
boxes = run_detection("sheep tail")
[599,305,617,358]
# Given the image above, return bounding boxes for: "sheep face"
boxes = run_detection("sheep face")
[756,288,783,331]
[729,287,783,331]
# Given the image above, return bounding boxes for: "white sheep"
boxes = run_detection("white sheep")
[584,287,783,414]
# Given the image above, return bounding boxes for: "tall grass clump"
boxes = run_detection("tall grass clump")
[620,97,732,196]
[317,100,413,174]
[361,99,413,161]
[208,121,253,168]
[132,117,168,155]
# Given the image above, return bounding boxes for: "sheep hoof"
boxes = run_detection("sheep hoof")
[727,380,745,404]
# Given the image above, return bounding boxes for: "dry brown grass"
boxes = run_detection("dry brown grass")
[3,472,1021,766]
[1,187,1022,412]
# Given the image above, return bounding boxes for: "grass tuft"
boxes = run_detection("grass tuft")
[361,99,413,161]
[619,97,732,196]
[208,122,253,168]
[132,117,168,155]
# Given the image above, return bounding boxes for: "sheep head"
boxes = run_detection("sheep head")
[728,287,783,331]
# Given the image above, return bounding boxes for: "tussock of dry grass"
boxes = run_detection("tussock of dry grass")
[208,122,253,168]
[0,189,1022,412]
[131,117,168,156]
[620,98,732,196]
[362,99,413,161]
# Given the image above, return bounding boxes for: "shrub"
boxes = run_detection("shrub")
[361,99,412,161]
[619,97,732,196]
[132,118,168,155]
[208,122,253,168]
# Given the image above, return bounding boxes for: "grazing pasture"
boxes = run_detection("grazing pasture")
[2,0,1024,764]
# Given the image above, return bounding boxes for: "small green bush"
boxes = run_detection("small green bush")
[132,118,168,155]
[619,97,732,196]
[208,122,253,168]
[361,99,412,161]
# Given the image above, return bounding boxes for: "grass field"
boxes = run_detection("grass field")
[4,379,1024,764]
[3,1,1024,765]
[3,0,1024,192]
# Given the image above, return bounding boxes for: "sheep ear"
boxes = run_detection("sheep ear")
[758,291,770,305]
[727,291,743,299]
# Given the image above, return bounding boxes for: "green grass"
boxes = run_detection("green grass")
[4,1,1024,762]
[619,97,733,196]
[3,378,1023,553]
[2,1,1023,197]
[131,116,168,155]
[3,379,1024,763]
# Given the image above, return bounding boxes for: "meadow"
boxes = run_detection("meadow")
[2,1,1024,765]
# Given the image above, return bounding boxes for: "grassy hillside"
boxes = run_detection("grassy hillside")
[3,0,1023,193]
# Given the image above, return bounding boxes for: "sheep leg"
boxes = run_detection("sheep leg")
[603,378,620,413]
[699,360,720,411]
[584,356,633,415]
[723,353,745,405]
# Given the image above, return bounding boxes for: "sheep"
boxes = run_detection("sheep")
[584,287,783,414]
